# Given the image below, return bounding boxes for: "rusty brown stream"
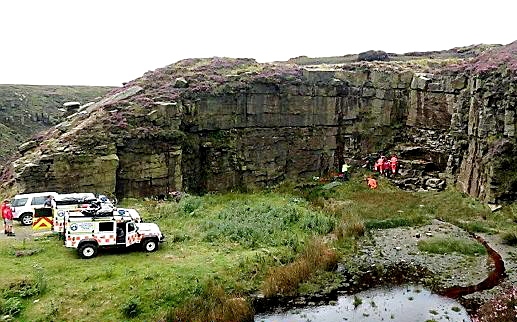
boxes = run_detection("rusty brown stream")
[440,234,506,299]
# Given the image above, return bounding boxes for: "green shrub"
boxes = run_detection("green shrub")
[1,273,45,299]
[178,196,204,216]
[0,297,23,316]
[121,296,141,318]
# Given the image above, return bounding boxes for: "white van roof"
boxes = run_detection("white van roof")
[14,192,58,198]
[56,193,96,201]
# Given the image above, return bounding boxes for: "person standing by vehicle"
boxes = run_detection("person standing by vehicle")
[43,195,56,208]
[2,199,15,236]
[1,199,7,234]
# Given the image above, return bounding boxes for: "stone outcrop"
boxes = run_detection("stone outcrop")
[4,43,517,203]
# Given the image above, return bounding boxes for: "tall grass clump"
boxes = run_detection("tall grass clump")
[501,231,517,246]
[417,237,486,256]
[165,282,253,322]
[261,238,338,297]
[177,195,204,216]
[365,216,426,229]
[202,199,335,248]
[334,214,365,239]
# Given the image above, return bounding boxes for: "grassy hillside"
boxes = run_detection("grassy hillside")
[0,84,114,163]
[1,174,515,321]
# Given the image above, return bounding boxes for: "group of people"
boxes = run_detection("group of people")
[2,199,14,237]
[364,154,399,177]
[363,153,400,189]
[374,154,399,176]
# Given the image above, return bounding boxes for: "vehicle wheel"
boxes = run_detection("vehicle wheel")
[142,239,158,252]
[78,243,98,259]
[20,213,33,226]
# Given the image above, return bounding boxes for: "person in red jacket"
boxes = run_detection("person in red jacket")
[366,176,378,189]
[374,156,384,174]
[382,158,391,177]
[0,199,10,235]
[390,154,398,175]
[2,199,14,237]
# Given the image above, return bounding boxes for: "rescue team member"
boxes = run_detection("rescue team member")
[341,162,351,181]
[366,176,378,189]
[382,158,390,177]
[1,200,7,234]
[390,154,398,175]
[44,195,56,208]
[374,156,383,173]
[2,199,15,237]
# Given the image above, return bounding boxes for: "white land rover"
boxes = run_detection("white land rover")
[54,207,142,235]
[65,215,164,259]
[10,192,58,225]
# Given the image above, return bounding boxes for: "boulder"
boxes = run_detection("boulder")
[357,50,389,62]
[174,77,189,88]
[18,140,38,153]
[425,178,445,190]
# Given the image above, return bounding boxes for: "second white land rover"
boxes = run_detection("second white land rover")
[10,192,58,225]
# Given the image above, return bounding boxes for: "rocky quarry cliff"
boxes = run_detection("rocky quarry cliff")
[3,42,517,203]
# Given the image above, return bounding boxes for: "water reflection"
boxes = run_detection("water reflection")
[255,285,471,322]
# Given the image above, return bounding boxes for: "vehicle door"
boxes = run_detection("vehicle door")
[53,209,68,233]
[32,207,53,230]
[125,222,140,247]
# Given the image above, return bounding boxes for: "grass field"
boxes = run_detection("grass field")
[0,176,515,321]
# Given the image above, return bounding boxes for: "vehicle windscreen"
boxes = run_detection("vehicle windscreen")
[11,198,28,207]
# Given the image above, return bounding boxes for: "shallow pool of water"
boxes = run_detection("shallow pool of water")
[255,285,472,322]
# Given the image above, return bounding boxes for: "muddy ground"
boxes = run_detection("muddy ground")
[355,219,517,307]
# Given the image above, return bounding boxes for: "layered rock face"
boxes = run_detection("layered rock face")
[5,45,517,203]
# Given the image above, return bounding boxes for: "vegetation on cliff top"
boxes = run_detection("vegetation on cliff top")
[463,40,517,73]
[120,57,304,108]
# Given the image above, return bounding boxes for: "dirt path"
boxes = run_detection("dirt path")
[0,222,52,241]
